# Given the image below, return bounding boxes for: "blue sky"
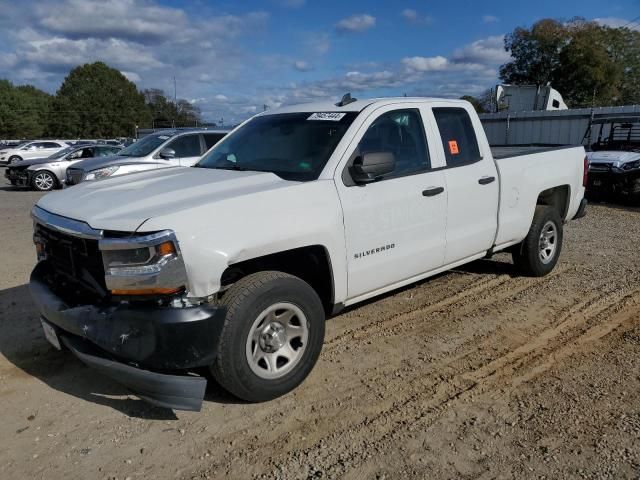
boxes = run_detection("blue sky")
[0,0,638,123]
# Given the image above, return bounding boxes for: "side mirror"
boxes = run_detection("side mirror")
[350,151,395,183]
[159,147,176,159]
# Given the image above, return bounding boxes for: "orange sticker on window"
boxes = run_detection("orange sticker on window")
[448,140,459,154]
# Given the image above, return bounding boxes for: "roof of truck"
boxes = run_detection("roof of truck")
[266,97,469,115]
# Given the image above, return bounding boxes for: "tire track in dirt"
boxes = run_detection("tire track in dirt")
[191,271,628,479]
[324,266,570,355]
[245,285,640,479]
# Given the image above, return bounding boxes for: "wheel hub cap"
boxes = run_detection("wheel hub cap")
[538,220,557,264]
[259,322,286,352]
[245,302,309,380]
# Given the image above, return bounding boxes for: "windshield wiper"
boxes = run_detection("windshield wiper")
[212,165,261,172]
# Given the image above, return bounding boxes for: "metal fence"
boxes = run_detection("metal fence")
[480,105,640,146]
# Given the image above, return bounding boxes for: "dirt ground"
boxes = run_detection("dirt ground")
[0,174,639,480]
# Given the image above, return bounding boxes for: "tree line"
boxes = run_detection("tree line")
[463,18,640,112]
[0,62,204,139]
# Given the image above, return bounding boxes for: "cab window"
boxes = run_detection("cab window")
[432,108,481,167]
[168,134,202,157]
[203,133,226,150]
[357,109,430,177]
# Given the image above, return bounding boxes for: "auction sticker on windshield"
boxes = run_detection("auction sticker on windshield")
[308,112,347,121]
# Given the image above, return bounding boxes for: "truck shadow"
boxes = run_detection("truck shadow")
[0,284,241,419]
[329,256,517,317]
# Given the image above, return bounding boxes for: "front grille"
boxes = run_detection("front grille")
[66,169,83,185]
[589,163,612,173]
[35,223,107,300]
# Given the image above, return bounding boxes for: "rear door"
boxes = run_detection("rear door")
[429,106,499,264]
[166,134,204,166]
[336,105,448,300]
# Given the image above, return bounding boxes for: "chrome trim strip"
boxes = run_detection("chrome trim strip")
[31,205,103,240]
[98,230,176,250]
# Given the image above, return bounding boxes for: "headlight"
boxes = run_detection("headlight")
[622,160,640,171]
[85,166,119,181]
[99,230,188,296]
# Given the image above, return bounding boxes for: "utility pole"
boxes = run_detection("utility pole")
[173,76,177,104]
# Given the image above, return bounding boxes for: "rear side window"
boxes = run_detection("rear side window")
[203,133,225,150]
[168,135,202,157]
[43,142,62,148]
[433,108,481,167]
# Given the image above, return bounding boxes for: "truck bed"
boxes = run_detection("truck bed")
[491,145,578,160]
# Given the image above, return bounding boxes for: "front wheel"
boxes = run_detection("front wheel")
[211,271,325,402]
[512,206,563,277]
[8,155,21,164]
[32,171,57,191]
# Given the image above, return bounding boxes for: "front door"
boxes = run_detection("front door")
[167,134,204,166]
[336,107,448,300]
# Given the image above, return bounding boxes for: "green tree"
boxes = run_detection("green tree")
[49,62,151,137]
[143,88,202,128]
[0,80,52,138]
[500,18,640,107]
[500,19,570,87]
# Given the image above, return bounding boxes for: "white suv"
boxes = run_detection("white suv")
[0,140,69,165]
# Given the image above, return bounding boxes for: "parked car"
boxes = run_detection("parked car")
[29,96,587,411]
[586,117,640,201]
[0,140,69,165]
[5,144,121,191]
[65,129,229,185]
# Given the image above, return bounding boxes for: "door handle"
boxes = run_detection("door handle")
[422,186,445,197]
[478,176,496,185]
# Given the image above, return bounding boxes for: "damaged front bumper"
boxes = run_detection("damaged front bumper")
[30,262,226,411]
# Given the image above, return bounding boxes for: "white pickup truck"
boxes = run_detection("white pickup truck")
[29,96,588,411]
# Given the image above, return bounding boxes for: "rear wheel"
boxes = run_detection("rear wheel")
[32,171,57,191]
[211,271,325,402]
[512,206,563,277]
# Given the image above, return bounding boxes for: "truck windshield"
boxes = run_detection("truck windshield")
[118,133,174,157]
[196,112,358,181]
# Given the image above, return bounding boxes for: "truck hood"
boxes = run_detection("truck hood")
[69,155,160,172]
[587,150,640,168]
[36,167,292,231]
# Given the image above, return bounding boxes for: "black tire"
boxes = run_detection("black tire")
[31,170,57,191]
[211,271,325,402]
[8,155,21,165]
[512,205,563,277]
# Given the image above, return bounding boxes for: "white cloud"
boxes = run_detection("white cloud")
[401,9,433,25]
[594,17,640,31]
[336,14,376,33]
[451,35,510,64]
[402,56,449,72]
[36,0,188,44]
[293,60,312,72]
[482,15,499,24]
[214,94,229,102]
[120,70,141,82]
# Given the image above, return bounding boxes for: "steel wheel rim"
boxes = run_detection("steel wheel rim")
[245,302,309,380]
[538,220,557,264]
[35,173,53,190]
